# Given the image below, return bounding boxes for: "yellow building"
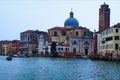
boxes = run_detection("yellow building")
[2,42,12,55]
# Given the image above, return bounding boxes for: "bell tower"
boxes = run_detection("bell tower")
[99,2,110,31]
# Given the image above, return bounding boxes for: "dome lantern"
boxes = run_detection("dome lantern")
[70,11,73,18]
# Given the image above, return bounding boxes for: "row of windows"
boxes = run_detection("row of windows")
[102,36,120,42]
[43,47,69,52]
[106,36,113,41]
[101,29,119,36]
[100,44,119,50]
[101,29,113,36]
[57,47,69,51]
[21,35,38,42]
[53,31,89,36]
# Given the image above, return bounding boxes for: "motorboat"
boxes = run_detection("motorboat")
[6,56,12,61]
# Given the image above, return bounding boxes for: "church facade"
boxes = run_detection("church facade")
[48,11,93,56]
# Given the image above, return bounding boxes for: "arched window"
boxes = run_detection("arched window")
[84,31,88,36]
[61,48,63,51]
[54,31,57,36]
[65,48,68,52]
[70,32,72,35]
[76,31,79,36]
[68,48,69,51]
[58,48,60,50]
[72,40,78,45]
[61,31,66,36]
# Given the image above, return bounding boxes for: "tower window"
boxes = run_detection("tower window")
[102,10,103,13]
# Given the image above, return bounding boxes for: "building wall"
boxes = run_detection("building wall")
[99,27,114,55]
[0,40,20,55]
[93,32,98,54]
[3,42,12,55]
[11,40,20,54]
[48,27,93,55]
[20,30,50,56]
[98,24,120,56]
[70,37,93,56]
[48,27,92,46]
[97,33,101,54]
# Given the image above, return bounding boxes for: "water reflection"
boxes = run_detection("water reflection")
[0,56,120,80]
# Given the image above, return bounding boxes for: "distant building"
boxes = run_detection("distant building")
[99,2,110,31]
[20,30,50,56]
[0,40,20,55]
[48,11,93,56]
[0,41,12,55]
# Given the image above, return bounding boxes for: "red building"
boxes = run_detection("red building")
[11,40,20,54]
[93,32,98,54]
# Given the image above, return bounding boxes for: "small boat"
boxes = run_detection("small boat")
[6,56,12,61]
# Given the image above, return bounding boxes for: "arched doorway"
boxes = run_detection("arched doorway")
[73,48,76,53]
[84,46,89,55]
[84,41,90,55]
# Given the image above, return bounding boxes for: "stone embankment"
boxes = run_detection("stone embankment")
[89,53,120,63]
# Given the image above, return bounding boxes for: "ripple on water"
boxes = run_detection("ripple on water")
[0,56,120,80]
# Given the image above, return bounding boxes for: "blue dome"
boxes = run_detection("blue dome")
[64,11,79,27]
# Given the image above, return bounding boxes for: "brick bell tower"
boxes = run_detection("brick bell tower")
[99,2,110,31]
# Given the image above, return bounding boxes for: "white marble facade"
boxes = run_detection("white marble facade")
[70,37,93,56]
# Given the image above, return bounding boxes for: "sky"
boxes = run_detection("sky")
[0,0,120,40]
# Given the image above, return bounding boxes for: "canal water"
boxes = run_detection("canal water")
[0,56,120,80]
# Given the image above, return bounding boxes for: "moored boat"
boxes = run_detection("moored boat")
[6,56,12,61]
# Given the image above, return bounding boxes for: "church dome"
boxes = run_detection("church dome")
[64,11,79,27]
